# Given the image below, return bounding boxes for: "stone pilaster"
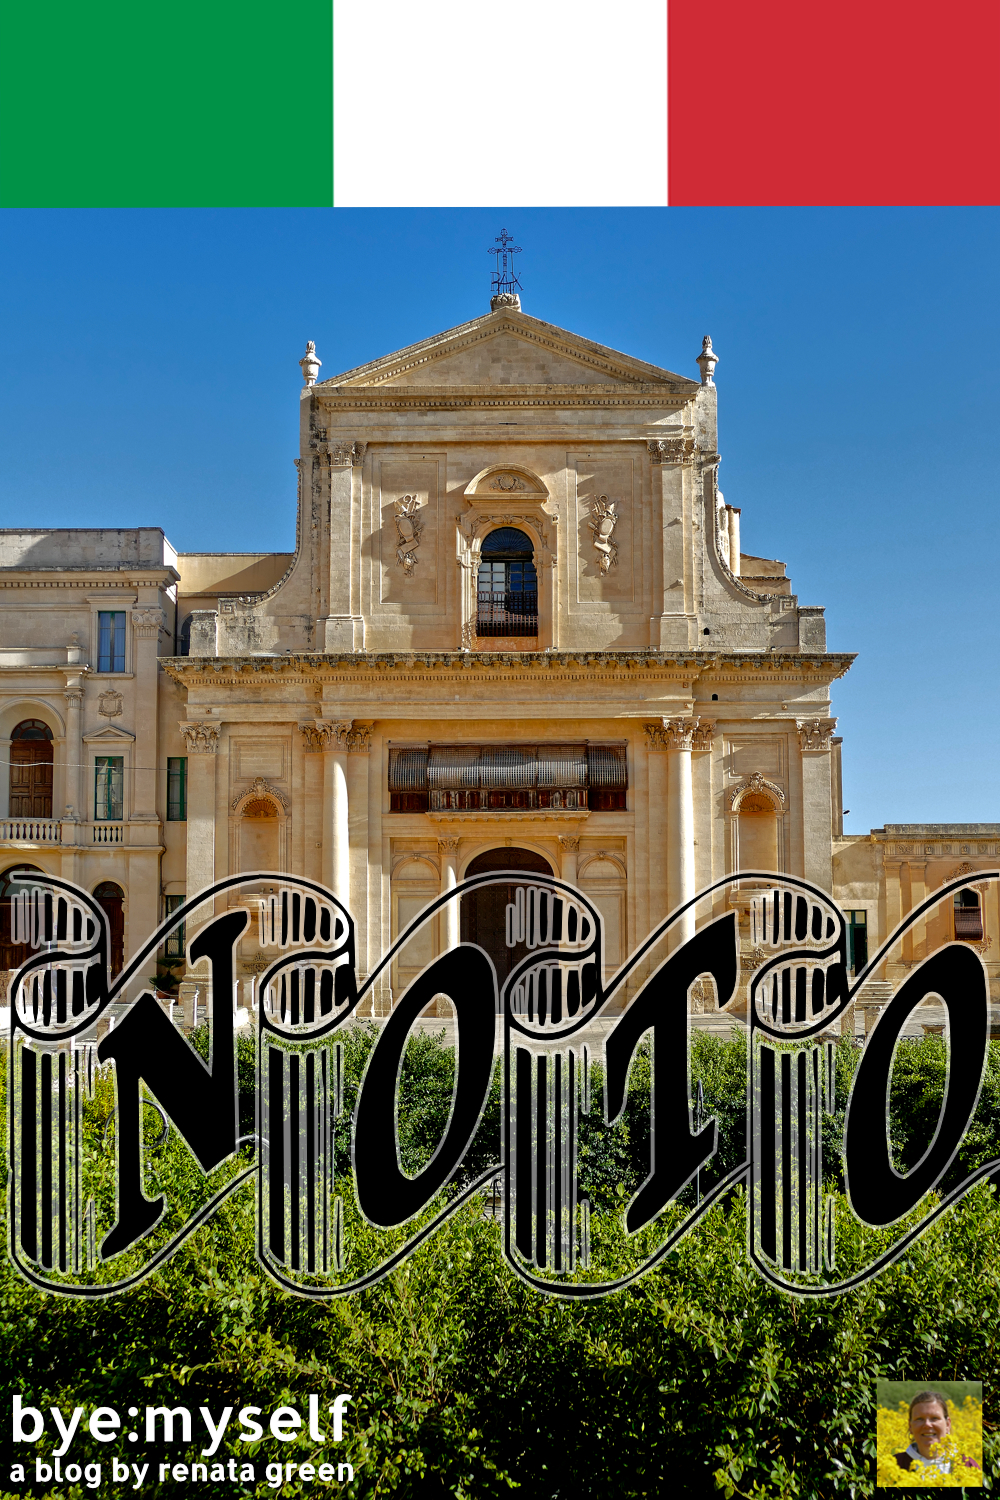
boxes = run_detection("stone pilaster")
[558,835,580,887]
[438,837,460,951]
[131,606,163,821]
[180,722,220,897]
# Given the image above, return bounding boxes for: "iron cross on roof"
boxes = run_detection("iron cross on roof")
[488,228,522,297]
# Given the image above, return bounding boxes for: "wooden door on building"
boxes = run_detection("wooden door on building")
[9,720,53,818]
[0,864,43,975]
[460,847,553,991]
[94,881,125,976]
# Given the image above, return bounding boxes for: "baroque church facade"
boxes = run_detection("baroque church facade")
[2,293,996,1025]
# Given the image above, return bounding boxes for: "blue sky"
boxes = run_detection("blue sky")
[1,207,997,831]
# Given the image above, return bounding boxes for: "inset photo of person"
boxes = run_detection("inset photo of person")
[876,1381,983,1487]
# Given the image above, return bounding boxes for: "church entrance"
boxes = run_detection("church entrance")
[460,847,553,990]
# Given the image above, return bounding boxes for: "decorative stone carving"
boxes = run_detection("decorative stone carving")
[299,340,322,386]
[348,721,374,753]
[730,772,786,808]
[180,722,220,754]
[299,724,324,752]
[490,291,521,311]
[558,836,581,853]
[327,440,366,467]
[587,495,619,573]
[312,718,372,752]
[490,473,525,492]
[644,717,713,751]
[131,606,164,637]
[437,837,460,852]
[647,437,697,465]
[393,495,423,576]
[242,954,272,974]
[232,777,288,812]
[797,718,837,751]
[741,944,768,972]
[97,689,123,718]
[696,334,719,386]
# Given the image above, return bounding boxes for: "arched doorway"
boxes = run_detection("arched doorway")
[94,881,125,976]
[460,847,553,988]
[477,528,538,637]
[0,864,42,975]
[9,720,53,819]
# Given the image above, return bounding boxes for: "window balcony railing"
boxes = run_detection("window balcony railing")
[476,590,538,637]
[0,818,63,844]
[92,822,125,844]
[955,908,984,941]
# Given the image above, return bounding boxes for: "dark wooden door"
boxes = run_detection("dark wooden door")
[94,882,125,976]
[0,865,43,973]
[10,740,53,817]
[461,847,553,989]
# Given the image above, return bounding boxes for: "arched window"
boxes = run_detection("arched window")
[9,720,53,819]
[94,881,125,976]
[954,888,983,942]
[477,528,537,637]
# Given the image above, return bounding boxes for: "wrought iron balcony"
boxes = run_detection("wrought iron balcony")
[476,590,538,637]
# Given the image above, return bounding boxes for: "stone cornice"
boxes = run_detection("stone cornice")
[0,570,178,588]
[161,650,855,688]
[317,389,693,412]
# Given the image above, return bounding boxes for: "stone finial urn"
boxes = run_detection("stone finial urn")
[696,334,719,386]
[299,340,322,386]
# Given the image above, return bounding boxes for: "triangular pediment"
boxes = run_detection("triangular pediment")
[319,309,697,393]
[82,724,135,744]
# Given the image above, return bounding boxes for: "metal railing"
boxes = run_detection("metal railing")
[476,590,538,637]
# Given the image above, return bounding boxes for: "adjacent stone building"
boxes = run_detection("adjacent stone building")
[1,295,992,1024]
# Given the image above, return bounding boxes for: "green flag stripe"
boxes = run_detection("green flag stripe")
[0,0,332,207]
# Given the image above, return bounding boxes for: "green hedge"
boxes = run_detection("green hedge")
[2,1031,998,1498]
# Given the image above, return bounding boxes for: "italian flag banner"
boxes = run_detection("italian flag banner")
[0,1,998,206]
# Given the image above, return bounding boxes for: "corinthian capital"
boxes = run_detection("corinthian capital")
[180,721,220,754]
[647,437,697,465]
[131,605,164,638]
[647,716,709,751]
[797,718,836,752]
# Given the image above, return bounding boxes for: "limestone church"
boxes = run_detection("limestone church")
[1,287,995,1023]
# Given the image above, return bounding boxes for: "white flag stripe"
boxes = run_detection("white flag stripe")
[333,0,667,207]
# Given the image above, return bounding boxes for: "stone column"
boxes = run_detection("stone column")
[558,836,580,888]
[664,718,698,946]
[180,722,220,897]
[298,725,325,883]
[797,719,837,892]
[62,680,85,830]
[726,507,741,576]
[317,720,351,904]
[908,858,927,963]
[130,605,163,824]
[438,837,460,951]
[348,722,373,968]
[644,722,670,926]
